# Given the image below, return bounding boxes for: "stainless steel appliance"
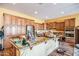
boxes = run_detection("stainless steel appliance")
[26,25,35,42]
[65,27,75,38]
[75,26,79,44]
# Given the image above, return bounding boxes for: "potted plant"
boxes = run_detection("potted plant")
[22,38,30,47]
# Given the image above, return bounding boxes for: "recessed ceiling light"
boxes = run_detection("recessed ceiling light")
[61,11,64,14]
[34,11,38,14]
[45,16,48,19]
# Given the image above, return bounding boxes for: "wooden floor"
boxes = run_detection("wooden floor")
[0,48,13,56]
[48,42,74,56]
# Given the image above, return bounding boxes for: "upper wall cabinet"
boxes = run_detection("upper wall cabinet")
[21,26,26,34]
[11,16,17,25]
[21,18,25,26]
[69,18,75,27]
[30,20,35,26]
[65,19,69,27]
[65,18,75,28]
[17,17,22,26]
[4,14,12,25]
[46,22,57,30]
[46,22,64,31]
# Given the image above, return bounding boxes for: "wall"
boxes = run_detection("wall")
[75,15,79,27]
[0,9,3,30]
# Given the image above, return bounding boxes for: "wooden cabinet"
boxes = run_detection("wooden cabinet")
[34,23,44,30]
[4,14,11,25]
[34,23,37,30]
[37,23,44,30]
[55,22,64,31]
[17,17,22,26]
[11,25,17,35]
[56,22,59,30]
[53,22,57,29]
[21,19,25,26]
[60,22,65,30]
[26,19,30,25]
[65,18,75,28]
[41,23,44,30]
[65,19,70,27]
[4,13,45,36]
[69,18,75,27]
[17,26,22,34]
[16,49,20,56]
[4,14,12,36]
[11,16,16,25]
[25,20,28,25]
[5,25,12,36]
[21,26,26,34]
[11,16,17,35]
[21,19,26,34]
[46,22,64,31]
[29,20,34,26]
[46,22,55,29]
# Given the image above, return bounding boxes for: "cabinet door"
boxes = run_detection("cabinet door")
[53,22,56,29]
[26,19,29,25]
[60,22,65,31]
[46,23,48,29]
[70,18,75,27]
[11,16,16,25]
[27,20,31,25]
[17,26,22,34]
[30,20,34,26]
[22,26,26,34]
[25,20,27,25]
[5,25,12,36]
[65,19,70,27]
[24,19,26,26]
[17,17,22,25]
[11,25,17,35]
[26,20,34,26]
[21,19,25,26]
[4,14,11,25]
[34,23,37,30]
[16,49,20,56]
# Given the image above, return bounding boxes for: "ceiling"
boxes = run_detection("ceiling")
[0,3,79,20]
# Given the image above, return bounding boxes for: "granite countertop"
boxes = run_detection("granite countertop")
[9,37,48,49]
[9,36,58,49]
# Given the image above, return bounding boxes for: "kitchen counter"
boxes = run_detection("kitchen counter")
[10,37,59,56]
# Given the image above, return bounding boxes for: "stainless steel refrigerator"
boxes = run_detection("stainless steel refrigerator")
[26,25,35,42]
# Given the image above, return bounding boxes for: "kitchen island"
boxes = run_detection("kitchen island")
[10,37,59,56]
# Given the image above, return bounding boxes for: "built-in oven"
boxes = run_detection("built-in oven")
[65,27,75,38]
[65,31,74,38]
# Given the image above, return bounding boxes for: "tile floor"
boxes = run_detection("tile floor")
[48,41,74,56]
